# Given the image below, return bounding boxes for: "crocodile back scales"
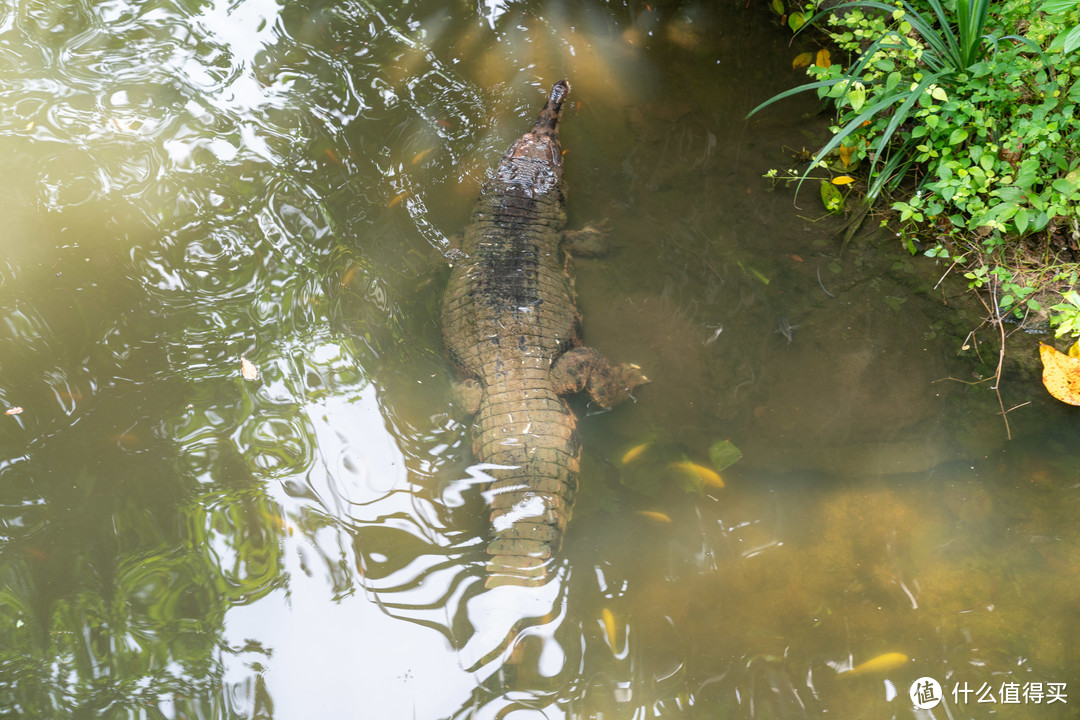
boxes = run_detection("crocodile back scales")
[441,81,581,586]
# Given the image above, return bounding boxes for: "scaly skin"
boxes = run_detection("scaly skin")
[442,81,647,587]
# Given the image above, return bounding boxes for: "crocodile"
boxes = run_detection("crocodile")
[442,80,648,588]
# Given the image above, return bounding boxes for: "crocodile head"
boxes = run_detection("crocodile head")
[493,80,570,199]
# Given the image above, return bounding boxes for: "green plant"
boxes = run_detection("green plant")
[754,0,1080,338]
[748,0,1040,200]
[1040,0,1080,52]
[1050,290,1080,336]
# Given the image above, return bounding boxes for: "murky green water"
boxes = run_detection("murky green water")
[2,0,1079,718]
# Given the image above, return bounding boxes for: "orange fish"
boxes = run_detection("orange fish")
[637,510,672,523]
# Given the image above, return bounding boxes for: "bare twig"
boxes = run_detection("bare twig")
[973,275,1012,440]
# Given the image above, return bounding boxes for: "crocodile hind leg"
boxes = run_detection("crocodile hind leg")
[550,347,649,408]
[451,378,483,415]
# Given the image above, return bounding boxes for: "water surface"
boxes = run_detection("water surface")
[1,0,1078,718]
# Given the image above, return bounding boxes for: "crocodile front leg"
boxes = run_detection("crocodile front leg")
[550,347,649,407]
[562,221,609,256]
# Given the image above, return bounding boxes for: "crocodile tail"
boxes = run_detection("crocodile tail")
[475,390,580,588]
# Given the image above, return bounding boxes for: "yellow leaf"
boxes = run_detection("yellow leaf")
[840,652,909,677]
[815,48,831,68]
[240,357,260,382]
[792,52,814,69]
[1039,342,1080,405]
[1069,340,1080,359]
[838,145,854,167]
[831,176,855,185]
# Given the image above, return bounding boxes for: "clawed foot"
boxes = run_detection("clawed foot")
[615,362,650,399]
[451,378,483,415]
[563,219,610,257]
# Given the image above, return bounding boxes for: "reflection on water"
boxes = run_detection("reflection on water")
[1,0,1078,718]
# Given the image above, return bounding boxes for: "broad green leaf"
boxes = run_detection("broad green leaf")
[820,179,844,213]
[930,86,948,102]
[847,82,867,112]
[1016,159,1039,189]
[1050,25,1080,52]
[788,11,805,31]
[1040,0,1080,13]
[771,0,784,15]
[709,440,743,473]
[1015,209,1030,234]
[948,128,969,145]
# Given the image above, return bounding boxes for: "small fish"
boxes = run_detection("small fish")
[840,652,909,677]
[776,317,798,343]
[5,406,23,415]
[669,461,724,488]
[111,432,141,451]
[387,190,410,208]
[621,442,651,464]
[601,608,617,648]
[340,264,360,287]
[411,147,435,165]
[637,510,672,523]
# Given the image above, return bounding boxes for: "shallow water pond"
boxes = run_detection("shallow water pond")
[1,0,1079,718]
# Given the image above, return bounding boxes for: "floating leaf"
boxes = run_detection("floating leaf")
[792,52,814,69]
[820,179,844,213]
[240,356,260,382]
[788,11,805,31]
[831,175,855,185]
[709,440,743,472]
[815,48,831,68]
[1039,342,1080,405]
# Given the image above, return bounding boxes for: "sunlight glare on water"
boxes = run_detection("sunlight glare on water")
[0,0,1078,718]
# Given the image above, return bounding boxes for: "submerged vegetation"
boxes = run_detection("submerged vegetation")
[755,0,1080,344]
